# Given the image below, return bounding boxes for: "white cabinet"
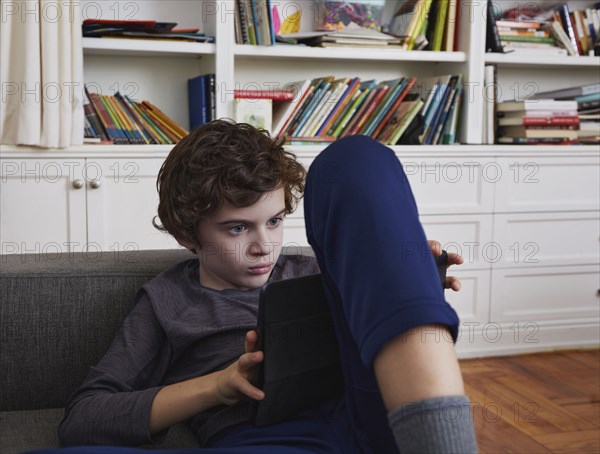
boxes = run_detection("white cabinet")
[1,159,87,254]
[0,156,179,254]
[86,158,178,251]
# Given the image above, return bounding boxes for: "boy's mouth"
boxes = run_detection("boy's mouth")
[248,263,273,275]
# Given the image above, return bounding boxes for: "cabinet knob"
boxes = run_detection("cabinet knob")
[72,179,84,189]
[89,179,101,189]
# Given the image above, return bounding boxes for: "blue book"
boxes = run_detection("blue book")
[575,92,600,103]
[292,79,332,136]
[425,76,453,144]
[188,74,208,130]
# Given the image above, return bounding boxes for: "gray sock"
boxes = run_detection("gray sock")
[388,395,478,454]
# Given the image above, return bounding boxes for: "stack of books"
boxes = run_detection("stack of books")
[487,3,600,56]
[495,19,563,56]
[82,19,214,42]
[531,83,600,144]
[278,22,402,48]
[83,86,188,145]
[387,0,459,51]
[272,73,462,145]
[496,99,581,144]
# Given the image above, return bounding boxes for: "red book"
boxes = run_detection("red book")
[234,90,295,101]
[522,116,580,126]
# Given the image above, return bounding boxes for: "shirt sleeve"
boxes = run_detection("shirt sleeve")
[58,289,172,447]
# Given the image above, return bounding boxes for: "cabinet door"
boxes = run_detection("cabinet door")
[495,156,600,213]
[0,159,87,254]
[86,158,180,251]
[490,264,600,323]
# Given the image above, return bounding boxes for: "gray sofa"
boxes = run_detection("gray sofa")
[2,248,313,453]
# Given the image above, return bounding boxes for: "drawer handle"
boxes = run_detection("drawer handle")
[89,179,101,189]
[72,179,84,189]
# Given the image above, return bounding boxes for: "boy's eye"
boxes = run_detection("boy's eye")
[229,225,246,234]
[268,217,283,227]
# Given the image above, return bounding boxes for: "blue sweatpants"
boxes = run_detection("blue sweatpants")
[304,135,460,453]
[28,136,459,453]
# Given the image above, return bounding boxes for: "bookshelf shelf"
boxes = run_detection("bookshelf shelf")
[484,52,600,68]
[233,44,467,63]
[82,37,215,58]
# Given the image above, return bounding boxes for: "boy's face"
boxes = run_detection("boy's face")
[190,188,286,291]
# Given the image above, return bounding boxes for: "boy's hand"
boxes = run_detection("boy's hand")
[428,240,463,292]
[215,330,265,406]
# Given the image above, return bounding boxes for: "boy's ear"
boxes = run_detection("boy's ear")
[176,236,199,252]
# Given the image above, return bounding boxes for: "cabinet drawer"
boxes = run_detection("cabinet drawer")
[420,214,494,270]
[400,157,496,215]
[490,265,600,323]
[495,156,600,213]
[493,212,600,268]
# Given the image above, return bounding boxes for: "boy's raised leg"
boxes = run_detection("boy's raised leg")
[304,135,477,453]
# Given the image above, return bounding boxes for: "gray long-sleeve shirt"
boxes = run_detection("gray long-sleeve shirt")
[58,253,319,447]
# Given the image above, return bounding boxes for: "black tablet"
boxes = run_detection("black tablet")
[248,251,448,426]
[248,273,344,427]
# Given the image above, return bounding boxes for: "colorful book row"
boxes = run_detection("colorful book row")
[84,86,188,145]
[273,73,462,146]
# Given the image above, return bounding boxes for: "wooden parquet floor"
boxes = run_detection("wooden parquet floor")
[460,349,600,453]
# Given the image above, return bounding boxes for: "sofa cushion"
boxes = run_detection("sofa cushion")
[0,409,199,454]
[0,249,196,412]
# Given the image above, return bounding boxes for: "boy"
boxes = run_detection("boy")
[54,120,476,453]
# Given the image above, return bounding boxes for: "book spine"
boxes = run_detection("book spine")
[354,86,390,135]
[500,35,555,43]
[333,89,369,138]
[317,77,359,137]
[522,116,580,126]
[558,5,581,55]
[233,90,295,101]
[372,77,417,139]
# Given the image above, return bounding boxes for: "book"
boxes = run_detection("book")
[235,98,272,131]
[317,77,360,137]
[371,77,417,139]
[234,89,295,101]
[498,125,578,139]
[188,74,208,130]
[361,78,405,136]
[556,4,581,55]
[332,83,373,137]
[532,83,600,100]
[444,0,458,51]
[272,80,312,137]
[388,98,425,145]
[431,0,448,51]
[497,100,578,112]
[498,116,580,127]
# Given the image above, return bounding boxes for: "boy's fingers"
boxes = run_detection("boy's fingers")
[428,240,442,255]
[239,351,263,369]
[238,380,265,401]
[245,330,258,352]
[447,252,464,266]
[445,276,461,292]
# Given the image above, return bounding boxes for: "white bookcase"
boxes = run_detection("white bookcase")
[1,0,599,357]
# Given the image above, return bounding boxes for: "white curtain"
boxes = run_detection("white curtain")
[1,0,84,148]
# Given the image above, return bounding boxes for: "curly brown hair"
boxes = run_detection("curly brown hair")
[153,119,306,247]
